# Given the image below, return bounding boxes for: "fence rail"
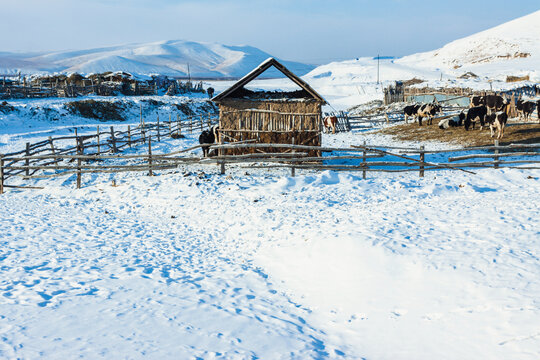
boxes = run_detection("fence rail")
[1,132,539,194]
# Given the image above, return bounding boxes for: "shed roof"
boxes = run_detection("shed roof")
[212,58,327,104]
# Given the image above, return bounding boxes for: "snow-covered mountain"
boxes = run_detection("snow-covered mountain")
[0,40,314,78]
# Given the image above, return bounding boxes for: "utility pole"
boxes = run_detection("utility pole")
[377,54,380,84]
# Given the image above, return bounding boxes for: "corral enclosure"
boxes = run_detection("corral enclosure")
[213,58,326,156]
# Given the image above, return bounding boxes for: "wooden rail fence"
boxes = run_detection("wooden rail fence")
[1,137,539,194]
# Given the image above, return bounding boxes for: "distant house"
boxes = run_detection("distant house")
[212,58,326,155]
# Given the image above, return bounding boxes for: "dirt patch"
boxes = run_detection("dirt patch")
[174,103,195,116]
[65,100,126,121]
[0,101,16,114]
[376,120,540,147]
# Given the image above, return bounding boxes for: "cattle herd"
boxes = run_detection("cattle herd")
[197,95,540,156]
[403,95,540,139]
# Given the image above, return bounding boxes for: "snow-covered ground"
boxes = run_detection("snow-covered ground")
[1,110,540,359]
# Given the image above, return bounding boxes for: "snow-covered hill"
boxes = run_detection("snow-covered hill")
[397,10,540,79]
[300,10,540,109]
[0,40,314,78]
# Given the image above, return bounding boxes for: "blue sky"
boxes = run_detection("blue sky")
[1,0,539,64]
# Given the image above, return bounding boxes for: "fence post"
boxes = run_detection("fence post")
[362,140,366,180]
[200,116,203,131]
[219,130,225,175]
[142,123,146,144]
[291,137,296,177]
[48,136,57,167]
[0,155,4,195]
[127,125,132,148]
[110,126,117,153]
[494,140,499,169]
[157,114,161,142]
[177,114,181,137]
[76,137,82,189]
[96,125,101,154]
[148,137,153,176]
[169,114,172,135]
[25,142,30,178]
[419,145,425,177]
[190,116,193,134]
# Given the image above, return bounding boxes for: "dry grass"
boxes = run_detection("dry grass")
[376,119,540,147]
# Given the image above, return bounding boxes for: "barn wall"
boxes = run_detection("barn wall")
[217,99,322,156]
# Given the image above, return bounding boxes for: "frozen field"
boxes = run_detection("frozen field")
[1,116,539,359]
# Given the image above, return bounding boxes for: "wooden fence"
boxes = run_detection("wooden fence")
[1,135,539,194]
[0,113,218,192]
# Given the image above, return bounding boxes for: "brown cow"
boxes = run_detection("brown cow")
[323,116,338,134]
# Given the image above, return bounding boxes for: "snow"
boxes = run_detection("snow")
[1,97,540,358]
[2,11,540,358]
[0,40,314,79]
[296,10,540,110]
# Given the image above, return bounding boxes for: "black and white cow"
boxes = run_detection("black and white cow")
[484,95,507,114]
[464,105,487,131]
[403,104,420,123]
[517,99,536,121]
[470,95,484,107]
[198,125,219,157]
[417,103,441,126]
[438,111,465,130]
[485,111,508,139]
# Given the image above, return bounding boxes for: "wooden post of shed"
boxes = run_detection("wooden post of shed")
[110,126,117,153]
[0,155,4,195]
[494,140,499,169]
[148,137,153,176]
[419,145,425,177]
[25,142,30,178]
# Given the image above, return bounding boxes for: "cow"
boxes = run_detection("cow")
[484,95,507,114]
[470,96,484,107]
[438,111,465,130]
[403,104,420,123]
[538,100,540,123]
[207,87,215,99]
[486,111,508,139]
[417,103,441,126]
[198,125,219,157]
[323,116,338,134]
[517,99,536,121]
[464,105,487,131]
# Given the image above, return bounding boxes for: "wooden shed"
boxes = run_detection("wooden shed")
[212,58,326,155]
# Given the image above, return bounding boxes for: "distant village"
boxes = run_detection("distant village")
[0,72,209,99]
